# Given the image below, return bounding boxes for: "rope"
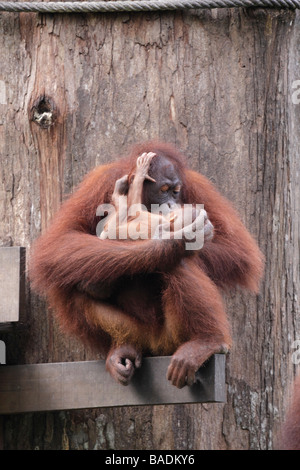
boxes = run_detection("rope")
[0,0,298,13]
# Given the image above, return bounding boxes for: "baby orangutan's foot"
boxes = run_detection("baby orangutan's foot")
[112,174,129,206]
[136,152,157,182]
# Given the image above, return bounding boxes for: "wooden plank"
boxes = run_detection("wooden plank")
[0,247,26,324]
[0,355,226,414]
[0,341,5,365]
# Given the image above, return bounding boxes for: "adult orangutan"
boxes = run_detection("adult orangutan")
[29,141,264,388]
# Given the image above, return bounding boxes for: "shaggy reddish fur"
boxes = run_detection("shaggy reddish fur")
[29,141,264,358]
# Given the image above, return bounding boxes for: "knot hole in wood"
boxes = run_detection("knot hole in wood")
[31,96,57,129]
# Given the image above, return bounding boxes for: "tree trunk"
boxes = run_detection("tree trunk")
[0,7,299,450]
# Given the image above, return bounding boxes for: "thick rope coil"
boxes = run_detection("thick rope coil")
[0,0,298,13]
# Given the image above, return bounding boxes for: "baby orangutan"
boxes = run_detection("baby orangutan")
[99,152,211,244]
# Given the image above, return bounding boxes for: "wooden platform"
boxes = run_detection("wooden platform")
[0,354,226,414]
[0,247,26,325]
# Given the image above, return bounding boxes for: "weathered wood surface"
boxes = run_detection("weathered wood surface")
[0,355,226,414]
[0,8,299,449]
[0,247,25,324]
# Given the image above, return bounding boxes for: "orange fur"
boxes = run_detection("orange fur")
[29,141,263,363]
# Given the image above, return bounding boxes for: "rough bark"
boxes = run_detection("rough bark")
[0,7,299,450]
